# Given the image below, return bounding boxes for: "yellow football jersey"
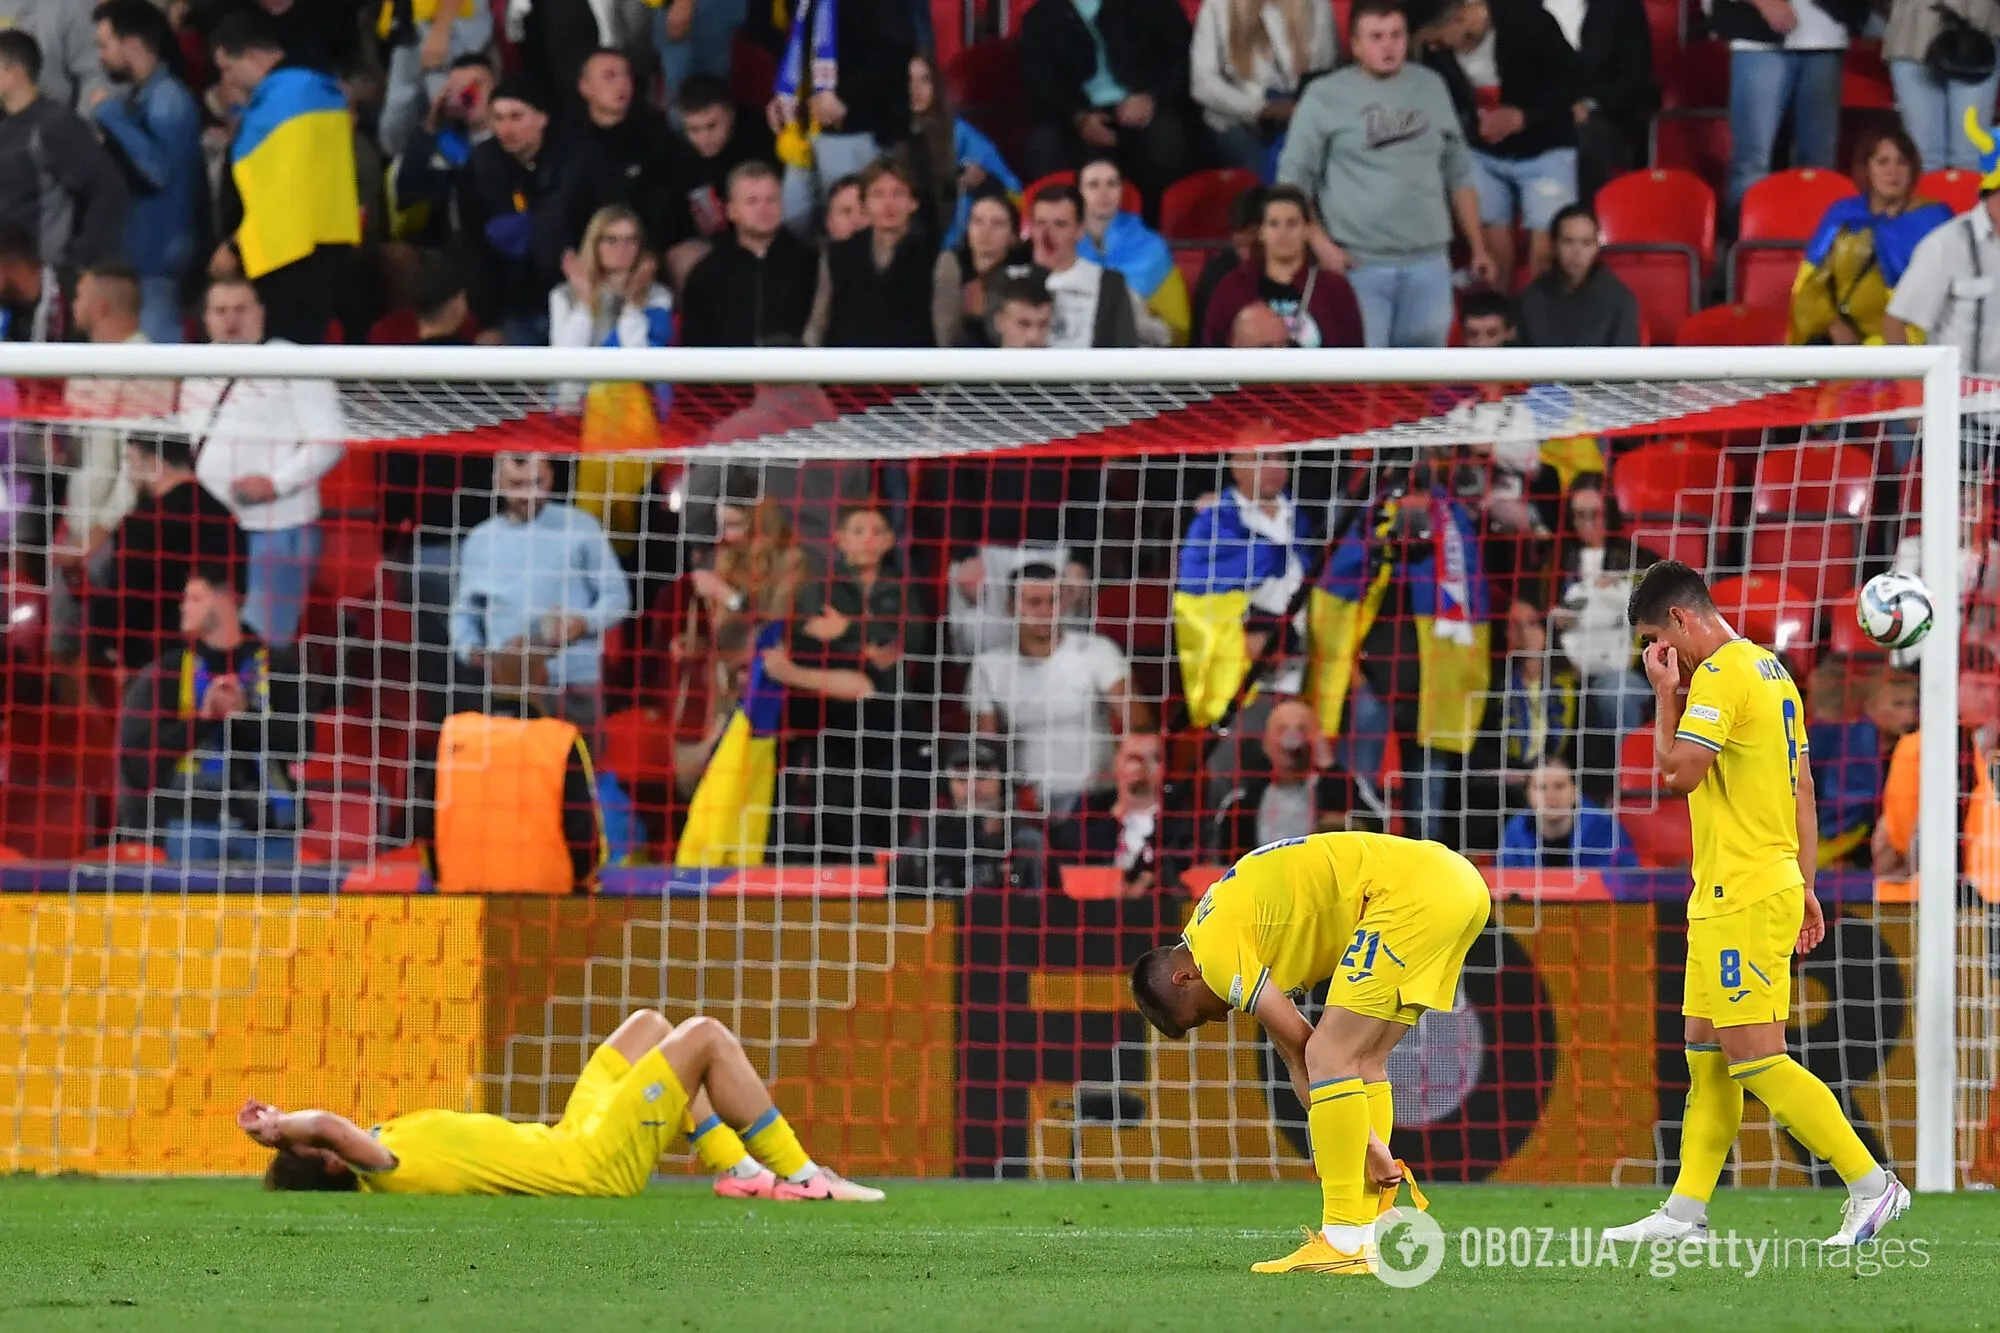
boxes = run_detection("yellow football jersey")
[356,1110,592,1196]
[1182,832,1430,1011]
[1673,637,1807,920]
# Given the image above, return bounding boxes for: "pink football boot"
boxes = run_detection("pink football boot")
[772,1170,885,1202]
[712,1167,780,1199]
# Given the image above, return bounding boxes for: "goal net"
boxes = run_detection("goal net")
[0,343,1982,1194]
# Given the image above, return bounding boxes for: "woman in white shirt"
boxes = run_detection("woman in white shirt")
[550,203,676,552]
[1190,0,1337,171]
[549,204,676,414]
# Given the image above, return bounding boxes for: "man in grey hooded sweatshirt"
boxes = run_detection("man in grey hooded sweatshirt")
[1277,0,1490,348]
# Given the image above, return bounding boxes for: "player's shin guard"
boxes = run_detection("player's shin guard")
[743,1106,814,1180]
[1728,1055,1878,1183]
[686,1113,754,1174]
[1308,1077,1372,1230]
[1670,1044,1743,1205]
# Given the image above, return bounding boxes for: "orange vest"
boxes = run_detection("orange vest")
[1881,730,2000,903]
[433,712,597,894]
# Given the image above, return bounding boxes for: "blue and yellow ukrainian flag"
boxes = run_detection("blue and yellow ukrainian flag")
[1174,498,1304,729]
[231,67,360,280]
[674,624,786,868]
[1082,212,1191,346]
[1307,493,1490,757]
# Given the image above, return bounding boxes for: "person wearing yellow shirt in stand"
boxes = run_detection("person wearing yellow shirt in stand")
[240,1008,884,1201]
[1129,831,1490,1275]
[1607,560,1910,1247]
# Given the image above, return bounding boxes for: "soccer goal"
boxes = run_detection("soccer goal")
[0,341,1980,1197]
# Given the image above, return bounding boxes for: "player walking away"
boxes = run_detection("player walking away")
[1130,831,1490,1276]
[1609,560,1909,1246]
[239,1008,884,1201]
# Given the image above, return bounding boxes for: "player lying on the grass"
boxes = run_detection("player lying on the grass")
[238,1008,883,1201]
[1609,561,1906,1246]
[1131,831,1490,1277]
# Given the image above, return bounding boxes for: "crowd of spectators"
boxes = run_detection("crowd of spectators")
[0,0,1992,885]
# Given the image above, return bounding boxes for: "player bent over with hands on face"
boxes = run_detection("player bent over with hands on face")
[1131,831,1491,1275]
[239,1008,883,1201]
[1607,560,1907,1246]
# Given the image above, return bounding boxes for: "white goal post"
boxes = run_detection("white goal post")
[0,341,1968,1193]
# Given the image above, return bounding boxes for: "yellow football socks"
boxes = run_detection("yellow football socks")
[1308,1076,1373,1229]
[1728,1054,1878,1184]
[1670,1044,1742,1205]
[686,1113,754,1174]
[1364,1081,1394,1143]
[743,1106,814,1181]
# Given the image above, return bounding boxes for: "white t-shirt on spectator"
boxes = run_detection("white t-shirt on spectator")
[1725,0,1847,52]
[970,630,1129,806]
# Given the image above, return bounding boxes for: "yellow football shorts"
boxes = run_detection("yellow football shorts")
[1325,844,1492,1025]
[555,1042,690,1196]
[1682,884,1802,1027]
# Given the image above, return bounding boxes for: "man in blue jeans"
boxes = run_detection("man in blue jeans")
[1722,0,1849,215]
[116,562,313,865]
[1279,0,1493,347]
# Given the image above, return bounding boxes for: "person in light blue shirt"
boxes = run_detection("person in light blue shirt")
[451,452,632,729]
[1497,757,1640,870]
[91,0,203,345]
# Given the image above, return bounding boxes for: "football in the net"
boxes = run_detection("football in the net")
[1855,572,1936,651]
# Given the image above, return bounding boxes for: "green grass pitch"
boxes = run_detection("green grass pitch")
[0,1178,1990,1332]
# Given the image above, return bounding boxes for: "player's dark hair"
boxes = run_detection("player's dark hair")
[264,1149,358,1192]
[1130,947,1189,1039]
[1626,558,1717,628]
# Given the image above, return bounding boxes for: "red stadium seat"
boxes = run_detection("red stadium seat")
[1600,247,1698,344]
[1599,168,1718,266]
[729,33,777,108]
[1829,607,1888,658]
[0,784,93,860]
[1740,167,1858,243]
[1645,0,1681,85]
[1842,39,1894,109]
[1730,245,1803,309]
[1729,168,1855,302]
[1748,442,1875,605]
[1095,579,1171,656]
[1659,40,1727,110]
[1918,167,1981,215]
[1159,169,1261,242]
[1615,732,1691,868]
[1172,245,1215,297]
[1020,170,1142,229]
[298,788,380,864]
[1650,111,1730,195]
[1611,438,1731,568]
[1708,573,1819,671]
[946,40,1025,165]
[1675,302,1790,346]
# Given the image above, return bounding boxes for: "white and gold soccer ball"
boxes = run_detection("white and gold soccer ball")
[1855,572,1936,652]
